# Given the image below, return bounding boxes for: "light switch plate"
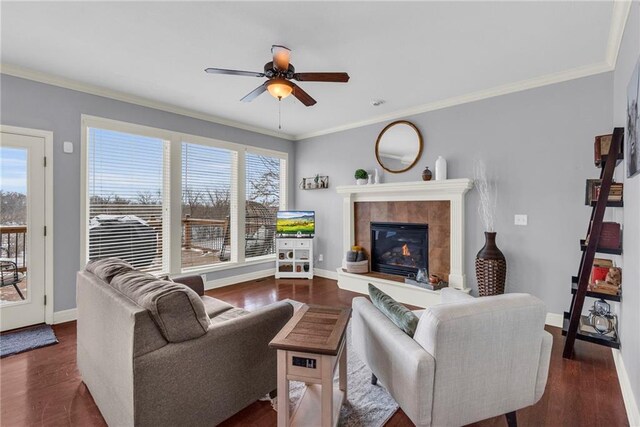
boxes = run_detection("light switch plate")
[63,141,74,153]
[514,214,528,226]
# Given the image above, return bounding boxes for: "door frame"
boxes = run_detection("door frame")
[1,125,54,324]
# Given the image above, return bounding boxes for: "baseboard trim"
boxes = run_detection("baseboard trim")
[314,268,339,281]
[612,348,640,426]
[53,308,77,324]
[205,268,274,290]
[545,312,564,328]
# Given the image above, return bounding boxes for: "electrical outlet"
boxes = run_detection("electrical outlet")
[318,254,324,262]
[514,214,528,226]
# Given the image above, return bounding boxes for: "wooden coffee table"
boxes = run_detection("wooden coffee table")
[269,305,351,427]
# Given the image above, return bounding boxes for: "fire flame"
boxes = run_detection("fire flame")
[402,244,410,256]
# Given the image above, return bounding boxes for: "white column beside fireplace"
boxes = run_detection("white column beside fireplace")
[336,179,473,308]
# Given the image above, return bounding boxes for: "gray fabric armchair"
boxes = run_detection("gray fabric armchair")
[77,259,293,427]
[352,288,552,427]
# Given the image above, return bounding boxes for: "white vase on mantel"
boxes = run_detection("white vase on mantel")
[356,179,368,185]
[374,168,382,184]
[435,156,447,181]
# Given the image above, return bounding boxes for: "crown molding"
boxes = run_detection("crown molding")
[1,1,630,143]
[295,1,631,140]
[606,1,633,68]
[2,60,614,143]
[294,61,614,140]
[0,63,296,141]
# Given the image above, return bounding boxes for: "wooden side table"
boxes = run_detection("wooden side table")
[269,305,351,427]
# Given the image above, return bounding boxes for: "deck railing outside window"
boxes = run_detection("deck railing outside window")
[0,225,27,272]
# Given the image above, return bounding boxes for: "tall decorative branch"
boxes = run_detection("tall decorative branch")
[474,159,497,232]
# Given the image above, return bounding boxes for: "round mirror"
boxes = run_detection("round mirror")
[375,121,423,173]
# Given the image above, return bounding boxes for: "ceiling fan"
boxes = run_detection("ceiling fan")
[204,45,350,106]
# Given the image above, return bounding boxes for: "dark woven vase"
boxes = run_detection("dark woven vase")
[475,232,507,296]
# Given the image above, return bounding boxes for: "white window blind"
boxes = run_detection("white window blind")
[87,128,169,274]
[245,152,285,258]
[181,142,234,269]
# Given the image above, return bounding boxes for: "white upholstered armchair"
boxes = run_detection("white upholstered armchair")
[352,288,552,427]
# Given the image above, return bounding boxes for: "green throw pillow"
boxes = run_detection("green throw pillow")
[368,284,419,337]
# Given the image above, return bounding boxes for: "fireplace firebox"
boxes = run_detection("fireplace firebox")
[370,222,428,277]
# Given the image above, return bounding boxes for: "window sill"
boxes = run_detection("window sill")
[175,255,276,278]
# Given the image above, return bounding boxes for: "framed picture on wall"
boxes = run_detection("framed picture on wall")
[627,58,640,178]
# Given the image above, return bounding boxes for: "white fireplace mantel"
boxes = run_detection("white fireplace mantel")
[336,178,474,307]
[336,179,473,198]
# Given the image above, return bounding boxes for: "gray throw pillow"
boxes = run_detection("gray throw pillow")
[368,283,419,337]
[111,271,210,343]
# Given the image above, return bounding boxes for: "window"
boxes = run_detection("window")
[82,116,287,276]
[87,128,169,273]
[182,142,234,269]
[245,152,285,258]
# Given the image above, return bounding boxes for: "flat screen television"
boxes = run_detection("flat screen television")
[276,211,315,238]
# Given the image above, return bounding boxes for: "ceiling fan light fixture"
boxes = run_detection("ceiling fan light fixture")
[205,45,347,108]
[271,45,291,70]
[267,78,294,100]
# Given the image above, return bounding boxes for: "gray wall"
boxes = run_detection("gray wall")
[295,73,613,315]
[614,1,640,414]
[0,74,295,312]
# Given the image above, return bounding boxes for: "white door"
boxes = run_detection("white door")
[0,131,47,331]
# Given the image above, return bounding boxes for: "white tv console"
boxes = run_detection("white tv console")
[275,238,313,279]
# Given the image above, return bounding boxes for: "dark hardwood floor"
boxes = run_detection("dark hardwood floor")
[0,276,629,426]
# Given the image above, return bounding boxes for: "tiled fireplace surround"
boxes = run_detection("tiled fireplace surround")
[355,200,451,281]
[336,179,473,307]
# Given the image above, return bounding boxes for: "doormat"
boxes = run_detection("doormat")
[0,324,58,358]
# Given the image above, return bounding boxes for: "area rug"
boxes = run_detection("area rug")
[0,324,58,358]
[284,321,400,427]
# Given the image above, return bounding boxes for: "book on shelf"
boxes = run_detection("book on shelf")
[584,222,621,249]
[591,281,621,295]
[594,134,622,166]
[600,222,621,249]
[588,180,623,204]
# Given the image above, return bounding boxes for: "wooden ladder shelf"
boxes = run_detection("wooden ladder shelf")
[562,127,624,358]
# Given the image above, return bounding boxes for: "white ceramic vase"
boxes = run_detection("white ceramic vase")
[356,179,368,185]
[435,156,447,181]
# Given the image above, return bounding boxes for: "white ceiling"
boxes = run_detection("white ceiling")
[0,1,628,140]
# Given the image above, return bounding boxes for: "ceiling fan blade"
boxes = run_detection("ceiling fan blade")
[291,83,317,106]
[271,45,291,71]
[205,68,265,78]
[293,72,350,83]
[240,82,268,102]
